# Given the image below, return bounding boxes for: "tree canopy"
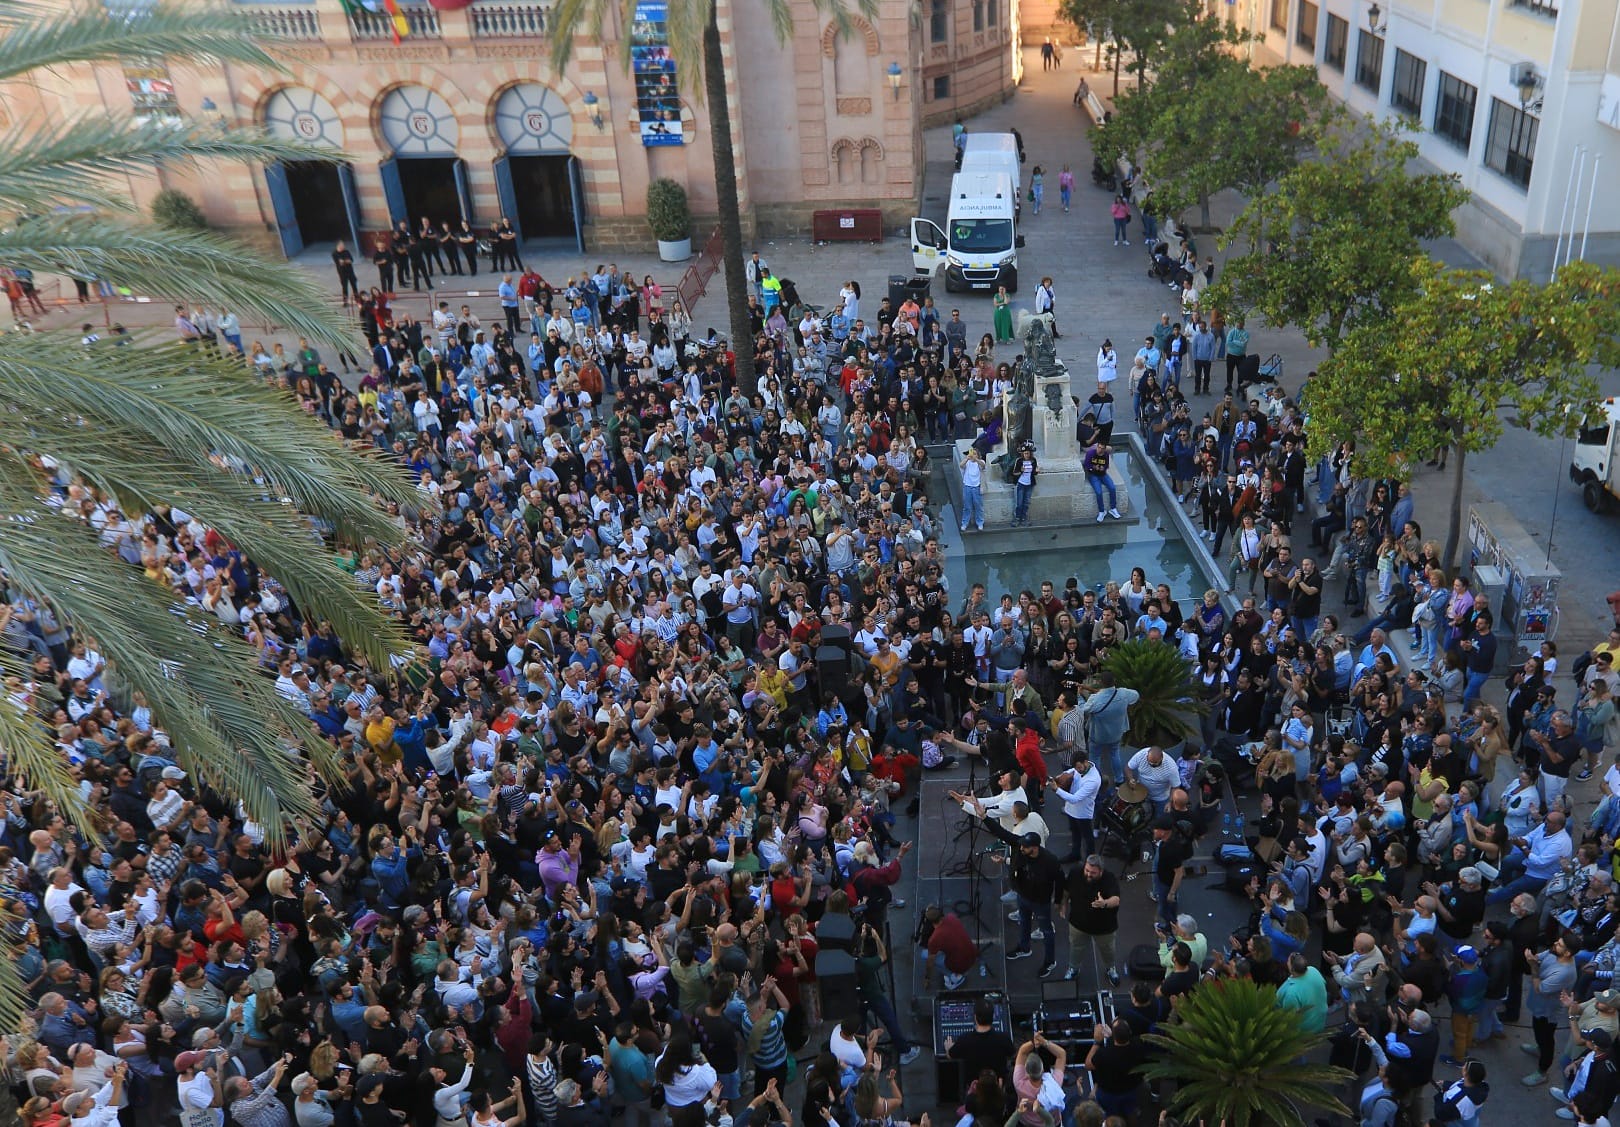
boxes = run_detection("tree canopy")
[1306,258,1620,566]
[1090,3,1334,227]
[1212,120,1469,347]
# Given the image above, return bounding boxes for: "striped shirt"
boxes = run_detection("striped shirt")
[741,1007,788,1069]
[527,1054,558,1123]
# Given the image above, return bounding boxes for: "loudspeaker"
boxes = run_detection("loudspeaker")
[816,645,852,700]
[820,622,852,656]
[815,948,860,1025]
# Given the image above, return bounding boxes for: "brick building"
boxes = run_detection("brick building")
[5,0,1023,258]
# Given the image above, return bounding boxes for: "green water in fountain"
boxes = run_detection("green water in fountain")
[934,450,1215,607]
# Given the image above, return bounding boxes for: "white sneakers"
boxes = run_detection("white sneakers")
[1108,508,1121,519]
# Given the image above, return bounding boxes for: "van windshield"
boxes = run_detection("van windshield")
[949,219,1013,253]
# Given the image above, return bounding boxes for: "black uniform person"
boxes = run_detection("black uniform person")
[331,240,359,305]
[496,216,523,272]
[406,226,431,291]
[391,223,412,289]
[438,221,461,276]
[418,217,445,276]
[457,220,479,275]
[371,237,394,294]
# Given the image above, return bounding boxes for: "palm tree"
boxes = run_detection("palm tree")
[0,10,421,847]
[1099,638,1203,748]
[549,0,875,395]
[1142,978,1351,1127]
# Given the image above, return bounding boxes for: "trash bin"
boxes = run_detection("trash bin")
[888,273,910,310]
[904,277,932,304]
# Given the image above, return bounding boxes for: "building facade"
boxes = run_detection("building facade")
[1237,0,1620,280]
[3,0,1019,259]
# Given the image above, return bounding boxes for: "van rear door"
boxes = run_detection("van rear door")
[911,218,946,277]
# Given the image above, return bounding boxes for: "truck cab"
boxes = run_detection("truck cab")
[1570,397,1620,512]
[910,171,1024,293]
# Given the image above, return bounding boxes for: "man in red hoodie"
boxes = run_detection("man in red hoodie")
[1012,718,1048,811]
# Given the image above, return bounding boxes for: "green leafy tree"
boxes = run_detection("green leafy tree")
[1307,258,1620,568]
[1093,6,1331,227]
[1061,0,1180,95]
[1099,639,1203,747]
[0,0,420,1049]
[1143,978,1351,1127]
[1211,120,1469,347]
[550,0,874,396]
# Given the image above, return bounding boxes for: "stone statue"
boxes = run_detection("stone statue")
[1005,363,1033,452]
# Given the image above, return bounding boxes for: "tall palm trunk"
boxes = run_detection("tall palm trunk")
[1441,444,1467,571]
[704,1,756,392]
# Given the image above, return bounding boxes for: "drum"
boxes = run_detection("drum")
[1103,786,1151,834]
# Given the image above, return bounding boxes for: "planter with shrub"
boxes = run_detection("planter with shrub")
[646,177,691,262]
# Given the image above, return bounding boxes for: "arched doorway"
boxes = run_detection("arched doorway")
[261,87,358,258]
[491,83,583,252]
[376,85,469,231]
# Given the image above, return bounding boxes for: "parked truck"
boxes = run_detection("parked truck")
[1571,397,1620,512]
[909,171,1024,293]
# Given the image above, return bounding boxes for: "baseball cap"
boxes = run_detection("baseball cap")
[1585,1028,1614,1050]
[1021,832,1042,847]
[62,1091,93,1115]
[175,1050,208,1072]
[1454,946,1478,964]
[1597,989,1620,1006]
[574,989,600,1011]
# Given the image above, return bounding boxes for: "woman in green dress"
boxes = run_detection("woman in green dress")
[993,285,1014,342]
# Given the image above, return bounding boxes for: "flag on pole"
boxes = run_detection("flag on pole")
[341,0,410,42]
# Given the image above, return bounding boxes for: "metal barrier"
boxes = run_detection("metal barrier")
[676,227,723,316]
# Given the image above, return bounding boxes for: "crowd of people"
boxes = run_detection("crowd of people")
[3,219,1618,1127]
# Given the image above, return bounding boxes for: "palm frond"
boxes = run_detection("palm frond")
[0,423,412,669]
[0,117,341,217]
[0,460,329,840]
[0,643,85,840]
[0,335,419,545]
[0,217,357,350]
[0,2,282,84]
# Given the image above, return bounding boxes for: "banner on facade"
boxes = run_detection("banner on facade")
[631,1,682,147]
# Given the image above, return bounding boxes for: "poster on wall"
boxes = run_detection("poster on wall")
[123,59,182,126]
[631,1,682,147]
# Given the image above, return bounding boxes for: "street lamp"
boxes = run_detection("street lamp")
[887,61,903,100]
[1366,2,1388,32]
[582,90,604,131]
[1514,63,1545,113]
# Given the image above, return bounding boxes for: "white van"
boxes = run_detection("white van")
[959,132,1022,212]
[909,171,1023,293]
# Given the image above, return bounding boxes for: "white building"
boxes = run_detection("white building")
[1241,0,1620,279]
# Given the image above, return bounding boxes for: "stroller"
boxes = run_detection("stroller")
[1090,156,1117,191]
[1147,241,1179,285]
[778,277,803,310]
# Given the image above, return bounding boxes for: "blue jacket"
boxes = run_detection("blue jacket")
[370,846,418,908]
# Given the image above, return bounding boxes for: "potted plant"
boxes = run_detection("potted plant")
[646,177,691,262]
[1099,638,1203,754]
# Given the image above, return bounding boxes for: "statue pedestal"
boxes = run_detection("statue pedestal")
[954,439,1134,526]
[964,311,1134,527]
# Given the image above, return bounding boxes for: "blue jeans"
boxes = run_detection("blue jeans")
[1143,214,1158,241]
[1014,482,1033,523]
[960,484,984,529]
[1087,472,1116,511]
[1093,741,1123,782]
[1060,184,1072,209]
[1486,871,1548,906]
[1015,895,1056,966]
[1463,670,1489,706]
[1032,184,1044,213]
[1152,876,1177,925]
[1292,616,1318,642]
[1112,217,1129,241]
[861,990,913,1052]
[1474,997,1504,1040]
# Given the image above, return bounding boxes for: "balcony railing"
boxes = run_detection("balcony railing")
[349,4,440,40]
[249,6,322,40]
[470,3,551,37]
